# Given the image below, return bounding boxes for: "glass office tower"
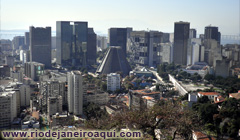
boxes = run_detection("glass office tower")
[56,21,88,68]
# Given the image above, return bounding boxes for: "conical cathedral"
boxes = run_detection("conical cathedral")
[96,46,132,75]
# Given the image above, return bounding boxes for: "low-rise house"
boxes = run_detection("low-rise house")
[197,92,219,100]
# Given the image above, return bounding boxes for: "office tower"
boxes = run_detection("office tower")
[128,31,164,66]
[204,26,221,43]
[67,71,84,115]
[96,46,132,75]
[19,85,30,107]
[0,91,17,128]
[12,36,24,50]
[189,29,197,38]
[107,73,120,91]
[56,21,88,67]
[87,28,97,65]
[149,31,164,66]
[51,37,56,49]
[24,32,30,49]
[30,26,51,68]
[108,28,132,55]
[173,21,190,65]
[24,62,44,81]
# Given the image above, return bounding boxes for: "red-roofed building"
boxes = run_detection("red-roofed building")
[214,96,225,104]
[198,92,219,100]
[129,89,159,110]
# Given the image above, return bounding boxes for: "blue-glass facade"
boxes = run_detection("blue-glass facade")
[56,21,88,67]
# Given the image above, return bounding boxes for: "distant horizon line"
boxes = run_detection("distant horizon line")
[1,29,240,37]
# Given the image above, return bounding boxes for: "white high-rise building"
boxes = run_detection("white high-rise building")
[159,43,172,64]
[20,50,25,63]
[107,73,120,91]
[67,71,84,115]
[0,91,17,128]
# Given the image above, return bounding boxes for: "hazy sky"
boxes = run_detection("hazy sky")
[1,0,240,35]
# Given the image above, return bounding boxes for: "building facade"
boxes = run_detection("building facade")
[24,62,45,81]
[30,26,51,68]
[47,96,62,116]
[189,29,197,39]
[67,71,84,115]
[107,73,120,91]
[173,21,190,65]
[56,21,88,67]
[128,30,169,66]
[108,28,132,56]
[19,85,30,107]
[87,28,97,65]
[0,91,17,128]
[204,26,221,43]
[39,80,66,113]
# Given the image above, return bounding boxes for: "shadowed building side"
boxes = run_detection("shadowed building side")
[96,46,132,75]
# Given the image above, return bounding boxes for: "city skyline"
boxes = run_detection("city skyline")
[1,0,239,36]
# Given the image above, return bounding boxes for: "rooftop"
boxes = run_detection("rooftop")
[229,92,240,99]
[142,96,154,100]
[198,92,220,96]
[132,89,160,95]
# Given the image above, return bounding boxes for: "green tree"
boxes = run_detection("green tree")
[101,83,107,91]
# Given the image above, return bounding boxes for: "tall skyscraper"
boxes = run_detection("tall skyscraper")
[189,29,197,39]
[30,26,51,68]
[56,21,88,67]
[24,32,30,49]
[204,26,221,43]
[12,36,24,50]
[173,21,190,65]
[108,28,132,55]
[128,31,165,67]
[67,71,84,115]
[87,28,97,65]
